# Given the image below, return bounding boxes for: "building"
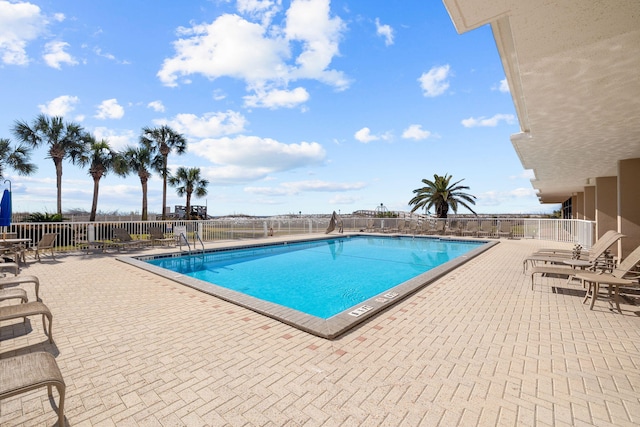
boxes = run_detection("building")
[442,0,640,256]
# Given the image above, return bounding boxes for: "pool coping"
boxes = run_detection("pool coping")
[118,234,499,340]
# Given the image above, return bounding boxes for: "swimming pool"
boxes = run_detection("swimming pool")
[121,235,497,339]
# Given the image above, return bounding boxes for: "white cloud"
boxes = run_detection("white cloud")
[212,89,226,101]
[92,127,136,150]
[237,0,281,25]
[354,127,391,143]
[418,65,451,97]
[244,86,309,108]
[285,0,348,88]
[402,124,431,141]
[245,180,366,196]
[509,170,535,180]
[499,78,510,93]
[375,18,394,46]
[157,14,288,87]
[147,100,165,112]
[93,47,129,65]
[0,0,48,65]
[461,113,515,128]
[199,164,274,184]
[38,95,79,116]
[509,187,535,197]
[477,187,537,207]
[329,194,359,204]
[354,127,377,143]
[95,99,125,120]
[190,135,325,182]
[93,47,114,61]
[157,0,348,108]
[43,40,77,69]
[161,111,247,138]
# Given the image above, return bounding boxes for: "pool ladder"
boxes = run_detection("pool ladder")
[178,231,205,256]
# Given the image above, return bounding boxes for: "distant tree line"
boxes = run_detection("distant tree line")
[2,114,209,221]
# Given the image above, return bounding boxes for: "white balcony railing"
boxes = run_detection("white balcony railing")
[0,217,595,256]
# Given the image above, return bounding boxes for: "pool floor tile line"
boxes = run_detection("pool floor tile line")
[1,236,640,426]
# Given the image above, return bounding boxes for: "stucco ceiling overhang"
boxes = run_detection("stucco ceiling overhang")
[443,0,640,204]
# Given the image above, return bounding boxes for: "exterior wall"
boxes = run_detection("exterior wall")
[595,176,617,239]
[618,158,640,257]
[584,186,595,221]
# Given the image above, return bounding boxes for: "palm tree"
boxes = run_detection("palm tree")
[408,174,477,218]
[12,114,87,214]
[0,138,37,178]
[77,136,128,221]
[141,125,187,220]
[168,167,209,219]
[122,145,160,221]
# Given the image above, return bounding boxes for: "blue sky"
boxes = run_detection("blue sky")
[0,0,557,217]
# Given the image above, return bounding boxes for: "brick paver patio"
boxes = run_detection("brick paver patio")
[1,237,639,426]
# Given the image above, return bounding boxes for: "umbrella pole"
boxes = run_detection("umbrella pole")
[2,179,9,239]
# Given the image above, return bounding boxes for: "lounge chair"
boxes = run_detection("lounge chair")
[76,224,107,253]
[0,352,66,427]
[0,275,41,301]
[477,221,495,238]
[533,230,618,257]
[445,220,461,236]
[575,245,640,311]
[497,221,513,239]
[461,221,479,237]
[422,220,445,235]
[0,301,53,343]
[25,233,57,261]
[0,287,28,303]
[383,220,399,234]
[0,233,26,264]
[0,259,20,276]
[524,231,624,273]
[148,226,174,247]
[112,228,148,250]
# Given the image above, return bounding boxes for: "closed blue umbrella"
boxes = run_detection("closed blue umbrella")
[0,188,11,227]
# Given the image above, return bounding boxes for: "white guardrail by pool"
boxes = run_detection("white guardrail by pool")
[1,217,595,255]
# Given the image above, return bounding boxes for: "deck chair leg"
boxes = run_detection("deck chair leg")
[43,313,53,343]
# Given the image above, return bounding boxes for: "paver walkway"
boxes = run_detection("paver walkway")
[1,237,639,426]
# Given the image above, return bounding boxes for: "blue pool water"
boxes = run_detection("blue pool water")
[145,236,483,319]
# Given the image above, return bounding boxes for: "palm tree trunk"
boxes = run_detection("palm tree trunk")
[141,179,148,221]
[54,157,63,215]
[185,192,192,220]
[90,177,100,222]
[161,155,168,220]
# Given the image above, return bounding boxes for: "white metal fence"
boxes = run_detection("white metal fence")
[1,217,595,255]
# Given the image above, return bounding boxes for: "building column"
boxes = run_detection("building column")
[584,186,595,221]
[595,176,617,239]
[574,192,585,220]
[618,158,640,257]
